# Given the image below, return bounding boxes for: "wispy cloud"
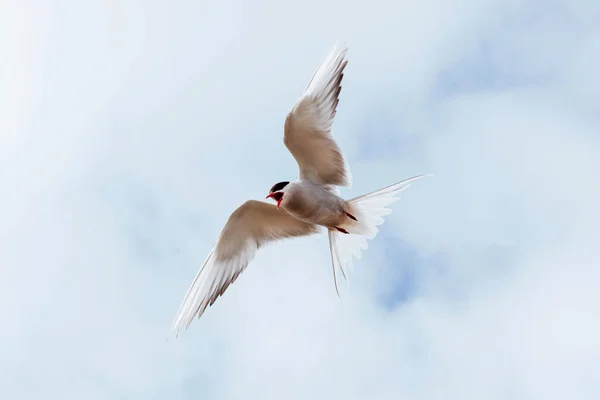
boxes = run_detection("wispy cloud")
[2,0,599,399]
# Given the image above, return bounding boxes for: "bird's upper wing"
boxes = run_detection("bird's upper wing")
[171,200,319,336]
[284,43,352,188]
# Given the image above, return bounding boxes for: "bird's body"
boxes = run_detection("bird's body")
[281,180,347,228]
[171,43,431,336]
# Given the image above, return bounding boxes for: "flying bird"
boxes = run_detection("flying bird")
[171,43,430,336]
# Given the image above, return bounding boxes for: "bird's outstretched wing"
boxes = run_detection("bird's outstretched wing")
[171,200,319,336]
[284,43,352,188]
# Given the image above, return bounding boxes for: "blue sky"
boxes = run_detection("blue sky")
[2,1,600,399]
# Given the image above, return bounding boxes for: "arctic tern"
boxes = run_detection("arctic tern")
[171,43,430,336]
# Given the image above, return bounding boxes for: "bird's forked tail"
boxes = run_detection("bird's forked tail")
[327,174,432,296]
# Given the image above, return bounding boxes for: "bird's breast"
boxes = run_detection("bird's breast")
[282,185,345,227]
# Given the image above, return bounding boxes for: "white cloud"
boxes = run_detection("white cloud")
[1,0,599,399]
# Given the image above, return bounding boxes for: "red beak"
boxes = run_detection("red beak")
[265,193,282,209]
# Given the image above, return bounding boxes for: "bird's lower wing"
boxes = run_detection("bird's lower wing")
[171,200,319,336]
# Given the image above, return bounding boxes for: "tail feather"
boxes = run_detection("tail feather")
[327,174,431,293]
[328,230,347,297]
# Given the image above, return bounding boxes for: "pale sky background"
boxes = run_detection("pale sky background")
[2,1,600,399]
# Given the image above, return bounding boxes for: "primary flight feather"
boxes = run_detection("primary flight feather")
[171,43,430,336]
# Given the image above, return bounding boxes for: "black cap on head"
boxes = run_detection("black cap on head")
[269,181,290,193]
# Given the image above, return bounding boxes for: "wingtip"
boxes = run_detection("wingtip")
[409,173,435,181]
[333,40,348,51]
[325,41,348,60]
[169,326,180,340]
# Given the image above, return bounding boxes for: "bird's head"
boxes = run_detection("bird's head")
[265,181,290,209]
